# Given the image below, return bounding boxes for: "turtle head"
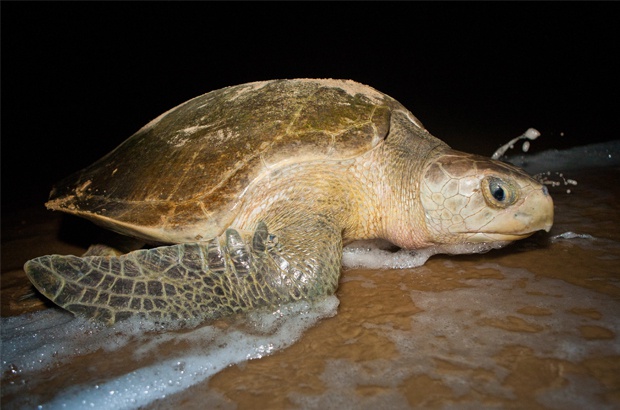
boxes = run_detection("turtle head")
[418,150,553,245]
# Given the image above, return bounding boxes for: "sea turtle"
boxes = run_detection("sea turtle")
[24,79,554,324]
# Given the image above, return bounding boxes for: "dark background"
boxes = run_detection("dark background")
[3,3,619,213]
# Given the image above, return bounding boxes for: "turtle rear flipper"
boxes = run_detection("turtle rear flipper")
[24,221,342,324]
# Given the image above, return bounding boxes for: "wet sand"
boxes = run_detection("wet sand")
[2,166,619,409]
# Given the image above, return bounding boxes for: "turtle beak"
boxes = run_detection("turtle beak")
[525,184,554,233]
[505,184,554,235]
[540,185,554,232]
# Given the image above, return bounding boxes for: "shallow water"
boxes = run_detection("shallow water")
[2,142,619,409]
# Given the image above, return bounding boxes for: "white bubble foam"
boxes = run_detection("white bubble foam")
[342,239,509,270]
[1,296,339,409]
[552,231,595,241]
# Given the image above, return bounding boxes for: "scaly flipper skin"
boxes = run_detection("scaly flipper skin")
[24,221,341,324]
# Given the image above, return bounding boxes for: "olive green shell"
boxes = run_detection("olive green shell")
[47,79,406,242]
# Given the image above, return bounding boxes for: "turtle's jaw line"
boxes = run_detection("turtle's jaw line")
[463,231,539,242]
[487,233,533,241]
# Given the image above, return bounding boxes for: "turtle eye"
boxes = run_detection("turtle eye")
[490,180,505,201]
[483,177,518,208]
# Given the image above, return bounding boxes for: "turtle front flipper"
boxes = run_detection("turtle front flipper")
[24,221,342,324]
